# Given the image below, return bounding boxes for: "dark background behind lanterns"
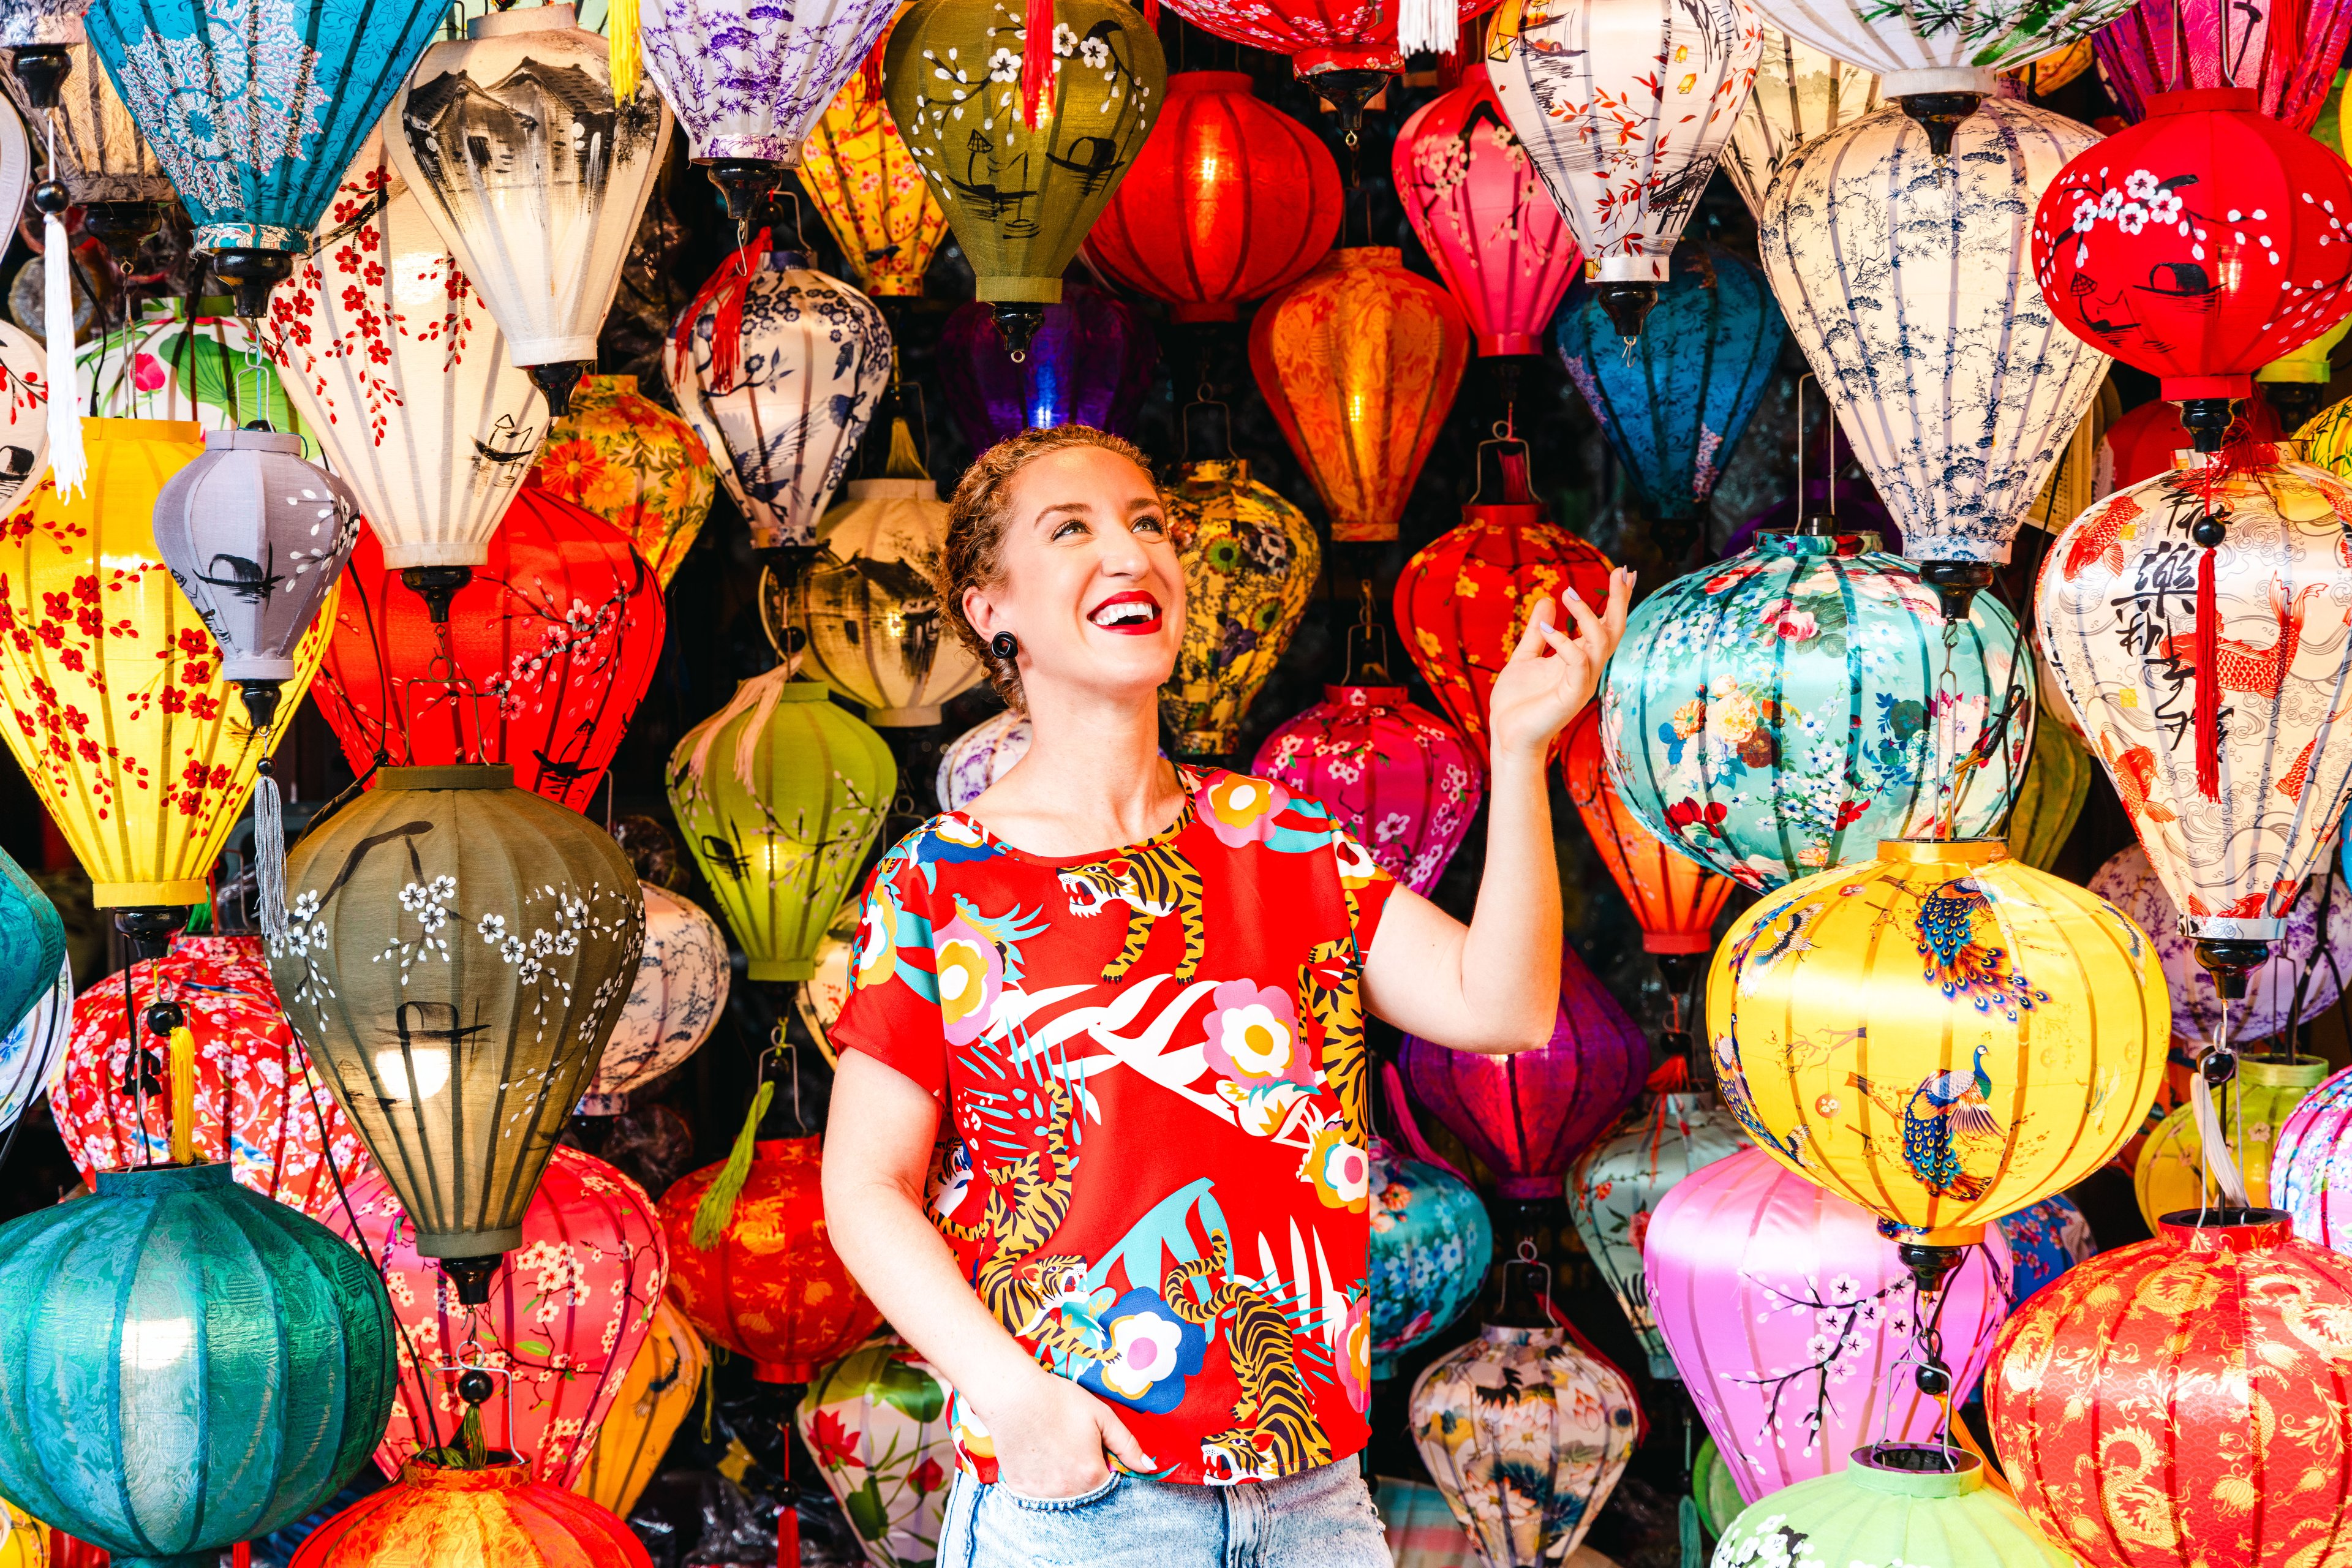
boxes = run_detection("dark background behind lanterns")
[0,18,2347,1565]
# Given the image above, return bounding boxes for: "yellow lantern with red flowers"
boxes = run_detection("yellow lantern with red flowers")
[799,26,946,297]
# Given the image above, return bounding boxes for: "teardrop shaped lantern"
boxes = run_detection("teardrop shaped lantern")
[524,376,716,590]
[939,283,1159,450]
[582,883,729,1115]
[2004,712,2092,870]
[0,848,61,1059]
[1490,0,1763,337]
[798,27,948,298]
[1085,70,1341,325]
[1254,685,1480,894]
[1711,1447,2075,1568]
[0,955,68,1137]
[1762,96,2109,609]
[1163,449,1321,759]
[1251,247,1470,543]
[1369,1138,1493,1379]
[2133,1054,2327,1226]
[1721,30,1882,217]
[2093,0,2352,128]
[0,38,173,227]
[796,1334,956,1568]
[1561,715,1733,981]
[268,763,647,1302]
[573,1298,708,1519]
[293,1459,651,1568]
[937,707,1031,811]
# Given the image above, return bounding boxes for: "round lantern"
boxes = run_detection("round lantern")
[1085,71,1341,325]
[798,30,949,298]
[1989,1208,2352,1568]
[2255,311,2352,431]
[2276,1060,2352,1252]
[0,848,61,1054]
[936,707,1030,812]
[883,0,1164,342]
[0,419,333,913]
[2094,0,2352,128]
[1251,247,1470,544]
[0,1161,398,1564]
[2296,386,2352,480]
[1762,97,2109,601]
[1254,686,1481,895]
[78,309,317,437]
[0,956,67,1135]
[1409,1320,1639,1567]
[1599,529,2028,891]
[1566,1082,1747,1378]
[1710,839,2168,1250]
[1395,63,1582,358]
[1491,0,1762,336]
[1710,1447,2075,1568]
[573,1298,709,1520]
[940,285,1161,449]
[51,933,369,1217]
[2005,714,2092,870]
[1401,941,1647,1200]
[1555,242,1785,557]
[797,901,861,1066]
[269,763,646,1300]
[525,374,717,589]
[312,490,665,814]
[659,1135,884,1381]
[667,246,891,552]
[1392,440,1614,754]
[796,1333,955,1568]
[292,1458,652,1568]
[1562,714,1733,975]
[1721,31,1882,217]
[2134,1054,2328,1224]
[668,669,896,981]
[582,883,730,1116]
[331,1144,668,1485]
[1159,0,1492,95]
[1996,1191,2098,1305]
[1369,1137,1494,1379]
[1645,1147,2013,1504]
[1163,454,1321,759]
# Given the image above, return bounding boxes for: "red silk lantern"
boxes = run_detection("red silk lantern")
[49,935,369,1220]
[1084,72,1341,325]
[1561,714,1732,974]
[315,492,664,812]
[329,1145,669,1487]
[2093,0,2352,130]
[1252,684,1484,896]
[2101,391,2285,488]
[1988,1208,2352,1568]
[1161,0,1499,92]
[2033,88,2352,427]
[292,1460,652,1568]
[658,1136,882,1382]
[1393,62,1583,357]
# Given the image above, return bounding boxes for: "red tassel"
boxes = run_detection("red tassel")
[1020,0,1056,130]
[234,1547,251,1568]
[1142,0,1158,23]
[669,227,772,396]
[859,49,883,104]
[2196,541,2221,802]
[779,1416,802,1567]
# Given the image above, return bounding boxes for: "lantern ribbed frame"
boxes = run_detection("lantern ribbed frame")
[0,41,172,207]
[1562,714,1732,955]
[292,1458,652,1567]
[2277,1061,2352,1253]
[0,848,62,1068]
[1721,30,1882,217]
[2133,1054,2328,1226]
[2093,0,2352,128]
[1159,0,1494,74]
[574,1298,708,1518]
[2005,717,2092,870]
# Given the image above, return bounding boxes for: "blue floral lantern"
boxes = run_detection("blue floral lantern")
[1553,241,1786,559]
[83,0,445,312]
[1996,1193,2096,1308]
[1370,1137,1493,1380]
[0,1161,396,1567]
[0,845,61,1045]
[1598,528,2030,892]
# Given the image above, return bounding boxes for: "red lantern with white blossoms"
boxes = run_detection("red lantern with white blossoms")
[1253,685,1483,896]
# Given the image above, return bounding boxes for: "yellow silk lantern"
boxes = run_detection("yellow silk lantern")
[0,1498,44,1568]
[2004,37,2093,94]
[573,1298,708,1519]
[2259,312,2352,432]
[799,25,946,297]
[2133,1054,2328,1228]
[0,420,333,909]
[1710,839,2168,1247]
[1161,457,1320,757]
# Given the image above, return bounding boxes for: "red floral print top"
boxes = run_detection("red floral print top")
[831,767,1396,1487]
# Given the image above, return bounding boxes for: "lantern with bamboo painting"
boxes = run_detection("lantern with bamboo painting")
[1254,685,1481,895]
[525,374,717,589]
[1162,442,1321,760]
[798,29,948,298]
[1561,714,1733,990]
[1720,29,1881,216]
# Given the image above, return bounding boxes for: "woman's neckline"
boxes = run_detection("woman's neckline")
[947,762,1205,865]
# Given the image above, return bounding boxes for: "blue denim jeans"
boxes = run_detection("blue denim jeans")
[936,1458,1391,1568]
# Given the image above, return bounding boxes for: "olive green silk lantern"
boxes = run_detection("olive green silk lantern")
[2006,715,2093,872]
[267,764,645,1302]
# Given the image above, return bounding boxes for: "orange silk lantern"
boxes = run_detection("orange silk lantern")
[1250,247,1469,543]
[291,1460,650,1568]
[1561,712,1733,983]
[796,23,946,298]
[523,375,716,588]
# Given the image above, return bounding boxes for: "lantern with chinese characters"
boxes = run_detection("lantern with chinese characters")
[1600,530,2027,890]
[2093,0,2352,128]
[1720,30,1881,216]
[0,956,67,1136]
[50,933,369,1216]
[292,1460,652,1568]
[1254,687,1481,894]
[1370,1139,1493,1378]
[799,30,947,297]
[1395,63,1581,358]
[796,1335,956,1568]
[1562,714,1733,984]
[312,491,665,813]
[1490,0,1763,337]
[1085,70,1340,324]
[1645,1147,2013,1503]
[268,764,646,1302]
[330,1145,668,1486]
[938,285,1159,450]
[884,0,1163,346]
[1762,97,2109,607]
[937,707,1030,812]
[668,668,897,981]
[2005,715,2092,870]
[525,375,717,588]
[0,849,60,1064]
[1996,1192,2097,1305]
[2135,1054,2328,1224]
[660,1136,883,1381]
[1988,1208,2352,1568]
[0,1161,398,1566]
[1251,248,1470,543]
[582,884,729,1115]
[1711,1448,2074,1568]
[668,246,891,551]
[573,1299,708,1518]
[1163,451,1320,759]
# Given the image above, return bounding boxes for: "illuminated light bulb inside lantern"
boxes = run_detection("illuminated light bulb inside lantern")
[123,1316,194,1371]
[374,1047,451,1102]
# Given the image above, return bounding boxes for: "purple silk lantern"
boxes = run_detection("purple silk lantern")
[1645,1147,2012,1506]
[1400,940,1646,1200]
[1254,685,1483,896]
[940,283,1160,453]
[2092,0,2352,129]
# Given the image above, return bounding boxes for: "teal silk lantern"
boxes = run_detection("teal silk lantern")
[0,1161,397,1568]
[1370,1137,1493,1380]
[1598,529,2030,891]
[0,845,62,1038]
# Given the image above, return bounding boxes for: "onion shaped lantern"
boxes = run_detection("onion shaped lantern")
[798,30,948,298]
[582,883,729,1116]
[1085,70,1340,324]
[2134,1054,2328,1225]
[0,955,67,1136]
[795,1334,956,1568]
[1254,685,1481,894]
[939,284,1159,450]
[1599,529,2028,891]
[1996,1191,2097,1305]
[1490,0,1763,337]
[292,1459,651,1568]
[936,707,1030,812]
[1369,1138,1493,1379]
[666,668,897,982]
[1721,30,1882,217]
[524,377,716,590]
[2005,714,2092,870]
[1645,1147,2012,1503]
[2093,0,2352,128]
[268,763,646,1303]
[0,847,61,1060]
[1163,450,1320,759]
[0,323,48,514]
[573,1298,708,1519]
[2299,387,2352,476]
[1562,714,1733,982]
[1711,1447,2075,1568]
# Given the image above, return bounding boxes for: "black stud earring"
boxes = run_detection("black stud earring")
[990,631,1019,660]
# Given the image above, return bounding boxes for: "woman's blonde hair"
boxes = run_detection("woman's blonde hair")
[938,424,1159,712]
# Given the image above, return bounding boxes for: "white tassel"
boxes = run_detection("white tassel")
[1397,0,1457,58]
[2190,1055,2250,1210]
[40,208,81,500]
[254,761,290,941]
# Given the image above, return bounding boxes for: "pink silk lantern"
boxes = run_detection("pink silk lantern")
[2093,0,2352,129]
[1392,63,1582,358]
[329,1144,669,1487]
[2273,1063,2352,1253]
[1253,684,1485,896]
[1398,940,1646,1199]
[1645,1147,2013,1506]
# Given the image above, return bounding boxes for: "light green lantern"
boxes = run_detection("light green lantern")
[668,669,897,982]
[1711,1447,2072,1568]
[2005,715,2092,871]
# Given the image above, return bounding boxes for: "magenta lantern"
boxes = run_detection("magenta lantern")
[2093,0,2352,129]
[1644,1147,2013,1506]
[1399,940,1646,1200]
[2273,1063,2352,1254]
[1393,64,1581,358]
[1253,684,1484,896]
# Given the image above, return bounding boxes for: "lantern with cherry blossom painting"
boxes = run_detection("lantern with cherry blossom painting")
[1253,686,1483,896]
[797,24,948,298]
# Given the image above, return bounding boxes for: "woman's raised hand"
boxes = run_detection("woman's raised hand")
[1485,566,1634,765]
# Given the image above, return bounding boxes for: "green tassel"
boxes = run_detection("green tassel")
[1680,1493,1704,1568]
[692,1079,775,1250]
